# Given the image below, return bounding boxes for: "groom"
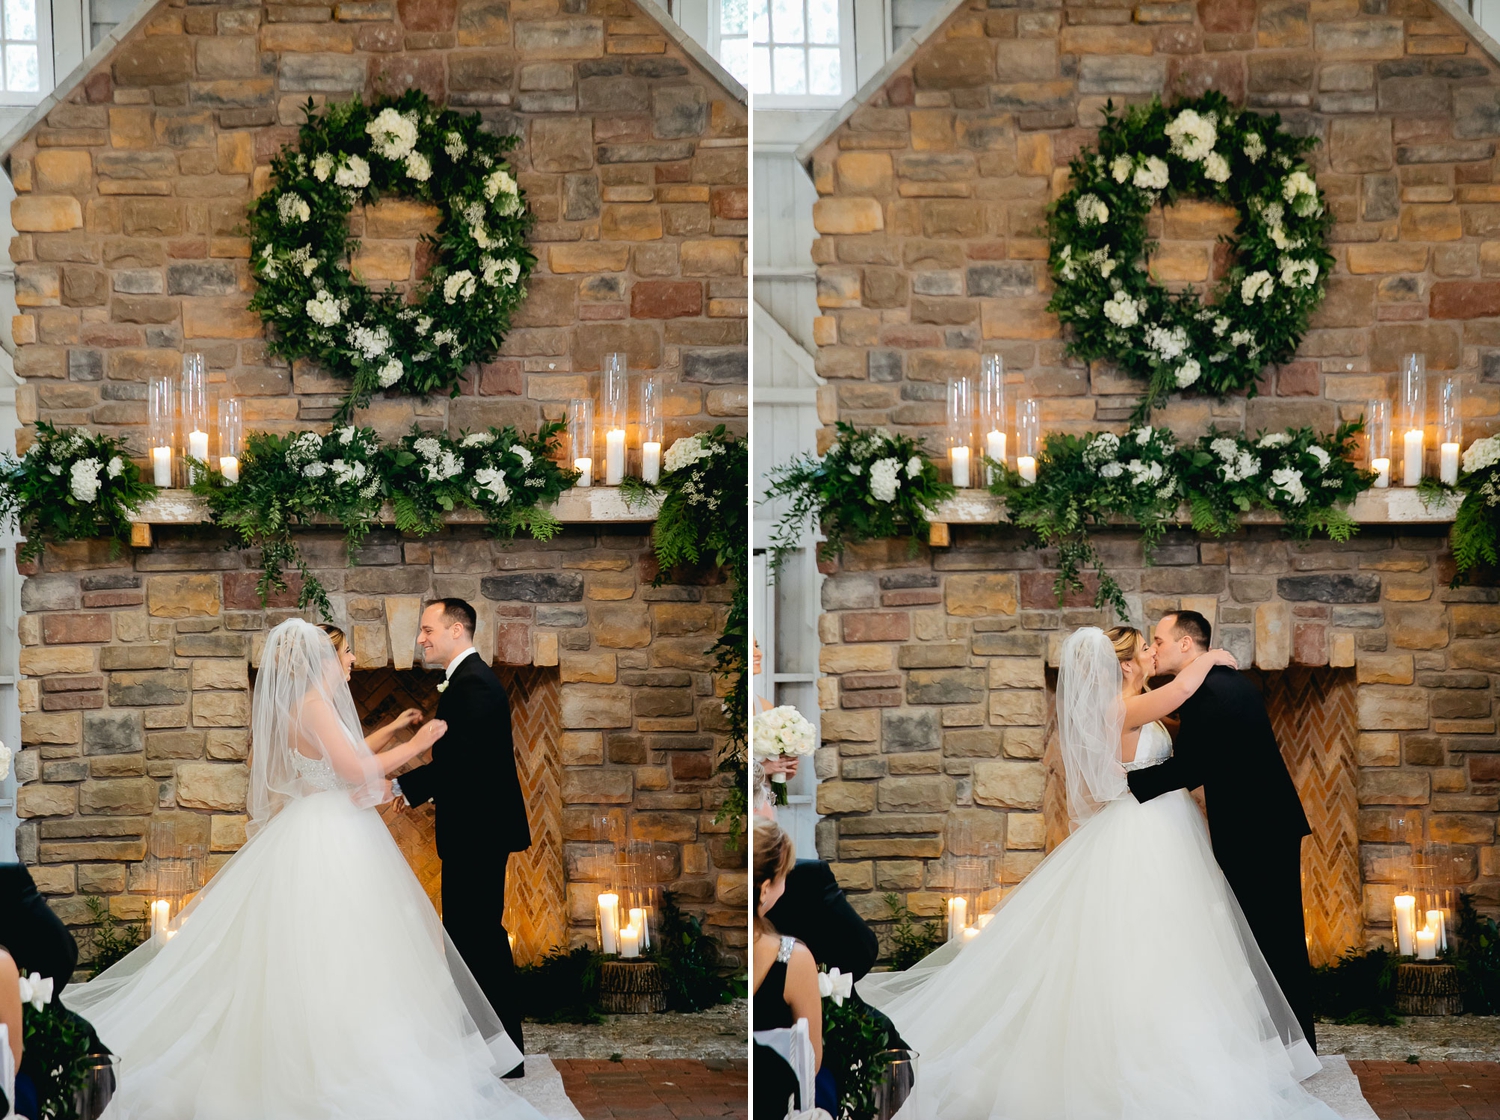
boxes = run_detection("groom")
[395,598,532,1075]
[1125,609,1317,1047]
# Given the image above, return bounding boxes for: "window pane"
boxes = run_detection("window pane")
[721,0,748,37]
[4,0,35,42]
[807,0,838,45]
[773,45,805,93]
[6,43,37,92]
[808,46,840,94]
[751,0,769,42]
[771,0,803,43]
[721,38,749,86]
[752,45,771,92]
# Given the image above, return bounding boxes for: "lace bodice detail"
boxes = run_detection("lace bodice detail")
[292,751,350,792]
[1123,721,1173,771]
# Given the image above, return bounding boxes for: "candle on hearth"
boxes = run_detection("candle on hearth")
[620,923,641,959]
[574,457,593,488]
[605,429,626,487]
[950,447,970,489]
[189,429,209,463]
[1441,443,1460,486]
[1394,894,1417,956]
[1018,456,1037,484]
[152,446,172,487]
[642,441,662,485]
[1416,926,1437,960]
[986,430,1007,476]
[598,892,620,955]
[151,899,170,943]
[1427,909,1447,953]
[946,897,967,943]
[1371,458,1390,489]
[1403,428,1424,487]
[629,906,650,950]
[220,456,240,484]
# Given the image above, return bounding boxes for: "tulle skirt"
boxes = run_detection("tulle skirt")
[64,790,540,1120]
[858,790,1338,1120]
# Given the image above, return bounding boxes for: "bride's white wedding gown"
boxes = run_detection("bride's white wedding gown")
[62,621,543,1120]
[860,722,1339,1120]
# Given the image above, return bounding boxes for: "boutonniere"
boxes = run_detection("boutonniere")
[436,680,448,693]
[17,971,52,1011]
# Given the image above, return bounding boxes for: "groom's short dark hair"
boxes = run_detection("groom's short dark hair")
[429,597,476,636]
[1163,610,1211,650]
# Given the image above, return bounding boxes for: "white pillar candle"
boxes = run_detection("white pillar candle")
[946,896,967,942]
[1416,926,1437,960]
[605,428,626,486]
[219,456,239,484]
[1441,443,1461,486]
[188,429,209,461]
[950,447,970,489]
[1394,894,1417,956]
[629,906,650,950]
[152,446,172,487]
[574,457,593,488]
[1018,456,1037,484]
[598,892,619,955]
[1427,909,1447,953]
[1403,428,1424,487]
[1372,457,1390,489]
[151,899,171,943]
[620,924,641,958]
[985,429,1006,483]
[642,441,662,485]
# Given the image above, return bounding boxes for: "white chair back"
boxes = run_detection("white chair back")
[752,1017,816,1117]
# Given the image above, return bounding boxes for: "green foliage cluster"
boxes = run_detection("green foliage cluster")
[1309,945,1401,1026]
[82,896,144,979]
[248,91,536,418]
[1048,92,1333,418]
[763,422,954,568]
[821,984,896,1120]
[192,422,577,620]
[625,427,750,839]
[22,1000,93,1119]
[991,420,1373,617]
[882,893,944,972]
[0,422,157,563]
[1422,438,1500,588]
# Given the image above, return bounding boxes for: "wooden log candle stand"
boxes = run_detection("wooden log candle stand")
[599,959,668,1014]
[1394,961,1463,1016]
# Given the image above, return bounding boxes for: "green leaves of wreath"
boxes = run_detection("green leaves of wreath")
[248,90,536,421]
[1048,92,1334,420]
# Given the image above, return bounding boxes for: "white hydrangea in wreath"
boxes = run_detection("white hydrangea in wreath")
[249,91,535,420]
[1048,92,1333,420]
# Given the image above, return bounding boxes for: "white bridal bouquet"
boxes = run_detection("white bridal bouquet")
[753,705,816,805]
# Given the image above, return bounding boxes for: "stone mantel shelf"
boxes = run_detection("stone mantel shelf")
[129,487,663,527]
[929,487,1462,526]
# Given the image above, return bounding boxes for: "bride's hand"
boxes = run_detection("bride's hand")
[1208,648,1239,670]
[397,708,423,729]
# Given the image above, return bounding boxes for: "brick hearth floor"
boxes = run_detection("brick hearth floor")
[1352,1061,1500,1118]
[553,1058,748,1120]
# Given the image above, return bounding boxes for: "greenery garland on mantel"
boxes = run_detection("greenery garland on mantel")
[769,420,1377,619]
[1048,92,1333,420]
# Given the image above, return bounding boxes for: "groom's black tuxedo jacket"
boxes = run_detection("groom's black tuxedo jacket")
[0,863,77,991]
[398,654,532,857]
[1126,665,1310,850]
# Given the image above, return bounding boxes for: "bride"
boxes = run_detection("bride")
[859,625,1338,1120]
[64,618,544,1120]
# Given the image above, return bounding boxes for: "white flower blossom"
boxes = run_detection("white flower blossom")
[1110,155,1133,183]
[512,445,534,469]
[1464,436,1500,474]
[1204,151,1231,182]
[1175,359,1201,388]
[484,169,519,201]
[1230,329,1253,347]
[335,155,370,189]
[423,449,463,482]
[1076,193,1110,226]
[1165,109,1217,162]
[1146,324,1188,362]
[404,151,432,182]
[870,457,901,503]
[1280,258,1319,289]
[312,153,334,182]
[1307,444,1331,471]
[444,132,467,160]
[376,358,403,388]
[413,437,442,461]
[432,328,457,348]
[444,270,477,303]
[1211,437,1239,461]
[1135,426,1154,446]
[277,193,311,224]
[69,458,102,503]
[287,431,322,466]
[107,456,123,478]
[1213,316,1229,337]
[906,456,922,479]
[348,323,391,361]
[1133,156,1169,191]
[1270,466,1308,504]
[1103,290,1140,328]
[1283,170,1318,207]
[1084,432,1120,465]
[416,316,432,336]
[1243,133,1266,163]
[367,108,418,160]
[462,432,497,447]
[303,461,328,479]
[1258,432,1292,449]
[473,466,511,503]
[306,290,342,327]
[664,435,712,474]
[1100,461,1124,479]
[338,426,356,445]
[1241,270,1274,304]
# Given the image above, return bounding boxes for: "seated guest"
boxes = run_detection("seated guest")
[753,818,821,1120]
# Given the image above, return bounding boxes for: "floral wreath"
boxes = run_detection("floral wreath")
[248,90,536,419]
[1048,92,1333,418]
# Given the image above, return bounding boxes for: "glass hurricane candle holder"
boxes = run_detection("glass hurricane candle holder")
[569,398,595,488]
[217,398,242,484]
[148,373,177,488]
[980,354,1007,484]
[1439,374,1462,486]
[600,352,628,486]
[637,371,664,485]
[1016,397,1040,484]
[180,353,210,485]
[1366,398,1392,489]
[1399,352,1427,487]
[946,374,976,489]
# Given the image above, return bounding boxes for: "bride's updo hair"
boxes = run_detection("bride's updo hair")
[1106,625,1145,666]
[316,623,349,656]
[753,817,795,931]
